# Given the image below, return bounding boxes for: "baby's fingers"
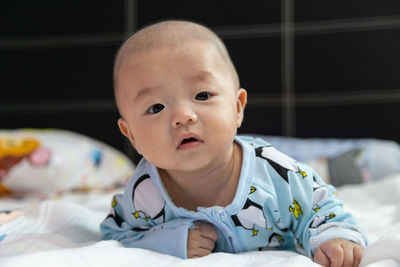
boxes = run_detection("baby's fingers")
[187,248,212,258]
[353,245,363,267]
[187,221,218,258]
[195,221,218,242]
[189,231,216,251]
[187,242,214,258]
[314,239,363,267]
[314,246,331,267]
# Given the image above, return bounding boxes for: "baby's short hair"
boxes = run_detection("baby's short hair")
[113,20,240,100]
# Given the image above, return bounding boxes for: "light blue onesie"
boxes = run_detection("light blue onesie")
[100,136,367,258]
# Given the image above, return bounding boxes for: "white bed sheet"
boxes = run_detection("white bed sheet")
[1,173,400,267]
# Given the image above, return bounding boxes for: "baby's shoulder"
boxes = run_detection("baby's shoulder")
[237,135,272,148]
[124,158,164,201]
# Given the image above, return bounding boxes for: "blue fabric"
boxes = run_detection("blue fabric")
[100,136,367,258]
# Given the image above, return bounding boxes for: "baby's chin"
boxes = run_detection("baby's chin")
[155,157,216,174]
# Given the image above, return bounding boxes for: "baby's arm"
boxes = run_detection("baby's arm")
[288,163,368,257]
[100,168,203,258]
[187,221,218,258]
[100,191,196,258]
[101,209,194,258]
[314,239,363,267]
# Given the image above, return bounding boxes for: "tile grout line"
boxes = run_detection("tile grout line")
[282,0,296,137]
[125,0,137,39]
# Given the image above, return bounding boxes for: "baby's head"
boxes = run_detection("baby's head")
[114,20,247,171]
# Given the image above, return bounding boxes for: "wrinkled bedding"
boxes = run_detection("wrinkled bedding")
[1,174,399,267]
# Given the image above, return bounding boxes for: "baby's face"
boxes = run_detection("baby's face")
[116,40,246,172]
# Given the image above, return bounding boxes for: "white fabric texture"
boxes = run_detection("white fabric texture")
[0,174,399,267]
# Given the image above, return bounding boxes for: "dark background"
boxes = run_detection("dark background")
[1,0,400,160]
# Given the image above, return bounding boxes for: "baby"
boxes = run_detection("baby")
[101,20,367,266]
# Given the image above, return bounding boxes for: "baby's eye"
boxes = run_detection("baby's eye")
[147,103,164,114]
[195,92,211,101]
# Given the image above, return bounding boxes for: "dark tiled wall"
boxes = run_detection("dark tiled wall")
[1,46,117,101]
[1,0,400,159]
[295,29,400,93]
[0,1,124,37]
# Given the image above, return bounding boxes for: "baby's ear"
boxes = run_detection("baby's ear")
[118,118,138,151]
[236,88,247,127]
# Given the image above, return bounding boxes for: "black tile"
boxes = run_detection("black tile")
[0,0,124,37]
[295,0,400,22]
[295,29,400,93]
[137,0,281,28]
[0,45,118,101]
[295,104,400,142]
[226,37,281,94]
[239,106,283,136]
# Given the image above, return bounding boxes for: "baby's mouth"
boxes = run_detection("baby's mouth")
[181,137,198,145]
[177,136,203,149]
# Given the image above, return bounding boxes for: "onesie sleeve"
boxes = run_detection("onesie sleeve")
[99,169,196,259]
[288,163,368,257]
[100,207,194,258]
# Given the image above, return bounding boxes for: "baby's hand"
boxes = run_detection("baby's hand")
[314,239,363,267]
[187,221,218,258]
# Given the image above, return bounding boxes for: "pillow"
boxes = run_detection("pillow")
[250,135,400,186]
[0,129,135,197]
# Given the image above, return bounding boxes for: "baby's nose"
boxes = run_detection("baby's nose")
[172,106,197,128]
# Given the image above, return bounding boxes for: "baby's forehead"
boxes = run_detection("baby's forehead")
[122,36,218,63]
[121,22,215,54]
[114,21,239,99]
[116,21,227,68]
[129,39,219,62]
[117,39,231,88]
[119,41,227,86]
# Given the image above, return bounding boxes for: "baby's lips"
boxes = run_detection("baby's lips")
[28,148,51,167]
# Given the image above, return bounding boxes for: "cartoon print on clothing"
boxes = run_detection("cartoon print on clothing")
[259,233,284,251]
[132,225,151,232]
[255,146,307,183]
[105,196,124,227]
[132,174,165,223]
[294,237,306,254]
[310,213,336,228]
[112,195,118,207]
[250,186,256,194]
[268,233,284,247]
[289,199,303,219]
[312,176,330,212]
[100,136,368,257]
[275,218,289,232]
[232,198,272,236]
[298,169,307,178]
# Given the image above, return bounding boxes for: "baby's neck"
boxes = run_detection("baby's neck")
[159,142,242,211]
